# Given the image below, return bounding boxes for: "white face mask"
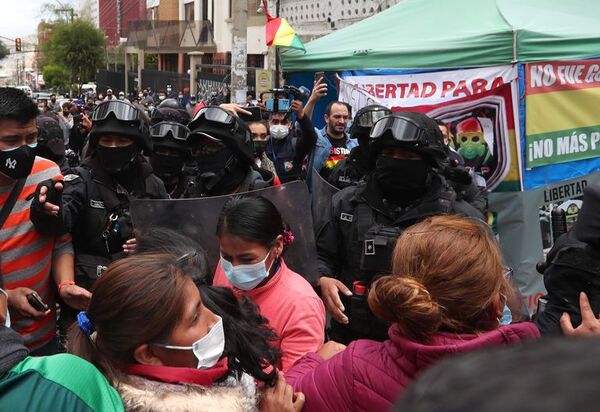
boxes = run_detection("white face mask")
[155,316,225,369]
[159,95,166,101]
[270,124,290,140]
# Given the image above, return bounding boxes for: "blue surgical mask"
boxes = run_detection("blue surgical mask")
[221,250,274,291]
[499,304,512,325]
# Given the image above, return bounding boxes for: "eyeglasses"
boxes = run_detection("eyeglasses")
[150,122,190,142]
[91,100,141,122]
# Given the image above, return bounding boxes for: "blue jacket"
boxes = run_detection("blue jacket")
[307,126,358,190]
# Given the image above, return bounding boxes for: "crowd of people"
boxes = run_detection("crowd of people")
[2,78,600,412]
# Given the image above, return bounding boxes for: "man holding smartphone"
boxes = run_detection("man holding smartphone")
[0,88,90,355]
[264,91,319,183]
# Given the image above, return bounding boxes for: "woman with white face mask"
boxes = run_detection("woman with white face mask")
[68,252,305,412]
[214,196,326,371]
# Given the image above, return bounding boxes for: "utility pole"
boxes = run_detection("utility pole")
[230,0,248,104]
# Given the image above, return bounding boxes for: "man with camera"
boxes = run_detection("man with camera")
[263,86,319,183]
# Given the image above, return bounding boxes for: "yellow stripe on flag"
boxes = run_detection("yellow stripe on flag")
[526,87,600,135]
[273,18,297,47]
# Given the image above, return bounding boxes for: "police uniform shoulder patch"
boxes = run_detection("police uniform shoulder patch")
[90,200,105,209]
[63,174,80,182]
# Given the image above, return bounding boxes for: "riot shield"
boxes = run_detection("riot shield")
[311,168,340,235]
[130,181,319,285]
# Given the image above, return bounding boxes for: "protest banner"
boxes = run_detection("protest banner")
[339,66,521,191]
[525,60,600,169]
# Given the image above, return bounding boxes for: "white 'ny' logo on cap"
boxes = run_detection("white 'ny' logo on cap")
[5,158,17,169]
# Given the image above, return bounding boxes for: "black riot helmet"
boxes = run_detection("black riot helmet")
[158,98,182,110]
[151,106,191,125]
[369,111,448,169]
[187,106,255,165]
[36,115,65,160]
[88,100,152,153]
[350,105,392,145]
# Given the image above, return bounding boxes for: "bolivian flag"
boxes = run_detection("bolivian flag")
[262,0,306,52]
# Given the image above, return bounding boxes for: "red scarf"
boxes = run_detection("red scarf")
[124,357,229,386]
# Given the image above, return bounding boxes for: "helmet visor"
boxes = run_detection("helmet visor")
[370,115,425,142]
[191,106,235,125]
[151,122,190,142]
[355,110,389,128]
[91,100,141,122]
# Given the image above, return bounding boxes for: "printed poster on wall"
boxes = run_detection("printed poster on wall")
[525,60,600,169]
[339,66,521,192]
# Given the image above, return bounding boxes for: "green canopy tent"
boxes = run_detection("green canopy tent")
[281,0,600,71]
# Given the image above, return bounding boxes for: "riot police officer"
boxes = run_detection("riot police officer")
[31,100,168,290]
[149,121,191,198]
[328,105,392,189]
[184,105,274,197]
[35,115,79,173]
[317,111,484,344]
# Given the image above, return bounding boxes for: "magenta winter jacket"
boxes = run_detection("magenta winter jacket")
[285,322,540,412]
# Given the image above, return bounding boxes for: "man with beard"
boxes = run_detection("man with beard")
[307,101,356,190]
[184,106,273,198]
[316,112,484,344]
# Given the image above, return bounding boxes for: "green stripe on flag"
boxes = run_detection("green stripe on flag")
[525,124,600,168]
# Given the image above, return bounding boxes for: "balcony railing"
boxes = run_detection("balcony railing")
[126,20,216,52]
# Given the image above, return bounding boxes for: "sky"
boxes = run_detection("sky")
[0,0,65,40]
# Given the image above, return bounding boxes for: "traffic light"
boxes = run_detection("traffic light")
[15,38,21,52]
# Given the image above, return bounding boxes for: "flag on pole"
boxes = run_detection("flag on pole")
[262,0,306,52]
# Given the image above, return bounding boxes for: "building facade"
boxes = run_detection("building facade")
[99,0,146,45]
[78,0,100,28]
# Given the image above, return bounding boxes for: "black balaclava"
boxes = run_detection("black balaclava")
[374,154,431,205]
[96,144,138,175]
[195,146,247,196]
[150,151,186,179]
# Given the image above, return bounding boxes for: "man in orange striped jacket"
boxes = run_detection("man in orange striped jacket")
[0,88,90,355]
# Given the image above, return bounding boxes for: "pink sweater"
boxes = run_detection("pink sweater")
[213,259,325,371]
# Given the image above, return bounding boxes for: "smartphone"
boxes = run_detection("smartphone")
[44,179,62,207]
[314,71,325,83]
[27,292,49,312]
[239,106,263,122]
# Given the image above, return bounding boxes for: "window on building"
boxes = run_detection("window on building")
[247,54,264,68]
[185,2,194,22]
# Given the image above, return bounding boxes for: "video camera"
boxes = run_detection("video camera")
[261,85,311,112]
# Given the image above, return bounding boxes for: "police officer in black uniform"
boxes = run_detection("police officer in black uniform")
[328,105,392,189]
[184,106,274,197]
[317,111,485,344]
[148,121,191,198]
[35,115,79,173]
[31,100,168,291]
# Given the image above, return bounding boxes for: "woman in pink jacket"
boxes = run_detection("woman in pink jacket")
[285,215,541,412]
[213,196,326,371]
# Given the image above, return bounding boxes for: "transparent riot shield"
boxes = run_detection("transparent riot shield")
[130,181,319,284]
[311,168,340,235]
